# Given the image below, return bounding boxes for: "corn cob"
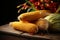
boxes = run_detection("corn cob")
[9,21,38,34]
[18,10,50,22]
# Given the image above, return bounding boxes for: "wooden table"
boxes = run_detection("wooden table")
[0,24,60,40]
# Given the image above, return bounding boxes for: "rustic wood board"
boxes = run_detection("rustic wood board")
[0,24,60,40]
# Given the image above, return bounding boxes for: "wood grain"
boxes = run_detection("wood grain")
[0,24,60,40]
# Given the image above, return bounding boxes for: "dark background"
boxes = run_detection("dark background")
[0,0,25,25]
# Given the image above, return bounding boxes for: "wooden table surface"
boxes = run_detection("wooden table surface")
[0,24,60,40]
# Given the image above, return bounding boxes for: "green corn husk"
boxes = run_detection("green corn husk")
[25,0,36,11]
[45,14,60,32]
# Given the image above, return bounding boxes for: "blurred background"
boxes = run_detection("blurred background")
[0,0,25,25]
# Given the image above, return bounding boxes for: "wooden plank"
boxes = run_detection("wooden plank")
[0,24,23,34]
[0,24,60,40]
[21,33,51,40]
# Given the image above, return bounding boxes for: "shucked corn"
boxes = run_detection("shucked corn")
[9,21,38,34]
[18,10,50,22]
